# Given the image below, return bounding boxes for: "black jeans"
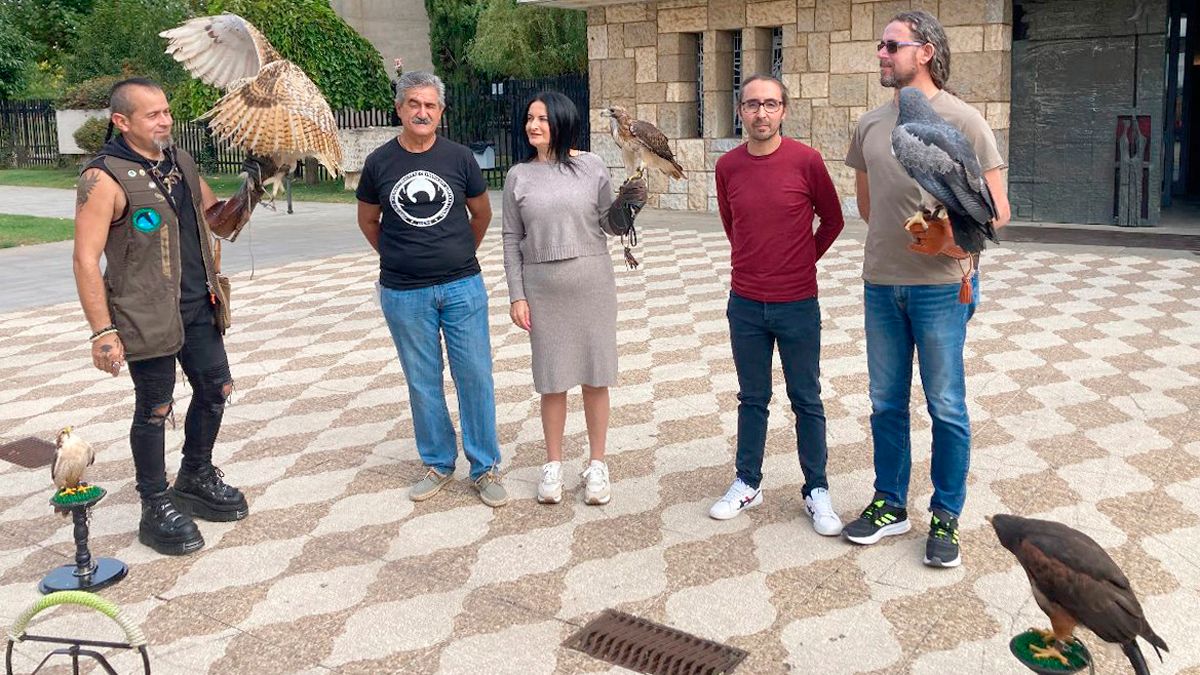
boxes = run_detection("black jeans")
[727,291,829,496]
[127,302,232,498]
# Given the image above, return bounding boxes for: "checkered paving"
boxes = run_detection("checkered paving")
[1,228,1198,674]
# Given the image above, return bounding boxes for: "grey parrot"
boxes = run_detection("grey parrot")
[990,514,1169,675]
[52,426,95,490]
[891,86,998,253]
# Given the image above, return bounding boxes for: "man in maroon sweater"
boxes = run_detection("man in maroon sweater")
[709,74,846,536]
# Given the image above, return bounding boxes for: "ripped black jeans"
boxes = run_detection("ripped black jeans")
[127,302,232,498]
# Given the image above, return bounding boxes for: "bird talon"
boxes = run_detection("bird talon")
[1029,643,1070,666]
[903,210,928,232]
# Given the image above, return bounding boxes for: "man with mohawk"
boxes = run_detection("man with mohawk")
[73,77,265,556]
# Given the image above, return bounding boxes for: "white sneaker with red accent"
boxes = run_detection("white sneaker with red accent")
[709,478,762,520]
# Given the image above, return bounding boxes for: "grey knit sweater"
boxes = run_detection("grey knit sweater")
[501,152,615,302]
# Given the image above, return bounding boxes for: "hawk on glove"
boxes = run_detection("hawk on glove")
[601,106,686,182]
[160,14,344,197]
[990,514,1169,675]
[891,86,997,254]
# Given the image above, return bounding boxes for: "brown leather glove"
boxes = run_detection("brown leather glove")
[905,210,968,259]
[603,177,647,237]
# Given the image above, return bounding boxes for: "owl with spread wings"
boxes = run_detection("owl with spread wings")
[601,106,686,182]
[160,14,344,198]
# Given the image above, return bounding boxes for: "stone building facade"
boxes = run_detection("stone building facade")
[540,0,1012,215]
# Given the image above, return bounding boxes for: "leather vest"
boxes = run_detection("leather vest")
[99,148,228,361]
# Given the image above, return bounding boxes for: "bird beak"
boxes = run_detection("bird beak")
[984,514,994,525]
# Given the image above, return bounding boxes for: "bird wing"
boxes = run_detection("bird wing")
[892,121,995,225]
[160,14,282,91]
[1017,533,1147,645]
[201,60,344,175]
[630,120,685,175]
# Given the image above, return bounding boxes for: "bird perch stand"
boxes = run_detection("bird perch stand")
[39,487,126,595]
[5,591,149,675]
[1009,630,1093,675]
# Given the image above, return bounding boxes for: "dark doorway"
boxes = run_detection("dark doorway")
[1162,0,1200,226]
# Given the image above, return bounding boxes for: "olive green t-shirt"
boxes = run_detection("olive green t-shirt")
[845,89,1005,285]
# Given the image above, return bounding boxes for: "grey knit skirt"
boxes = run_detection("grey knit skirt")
[523,253,618,394]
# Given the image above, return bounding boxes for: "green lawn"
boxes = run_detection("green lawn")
[0,213,75,248]
[0,168,358,203]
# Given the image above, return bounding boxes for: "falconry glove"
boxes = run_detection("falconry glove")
[206,154,278,242]
[904,207,975,304]
[604,177,648,269]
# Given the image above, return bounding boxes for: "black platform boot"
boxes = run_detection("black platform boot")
[171,465,249,522]
[139,490,205,555]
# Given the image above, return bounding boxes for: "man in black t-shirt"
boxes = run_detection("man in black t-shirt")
[356,70,507,508]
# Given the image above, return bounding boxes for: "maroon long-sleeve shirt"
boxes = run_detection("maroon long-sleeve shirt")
[715,137,845,303]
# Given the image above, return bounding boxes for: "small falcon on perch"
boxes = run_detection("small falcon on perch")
[52,426,95,491]
[160,14,344,214]
[990,514,1169,675]
[601,106,686,182]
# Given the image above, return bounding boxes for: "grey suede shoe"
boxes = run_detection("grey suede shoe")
[410,468,452,502]
[473,471,509,508]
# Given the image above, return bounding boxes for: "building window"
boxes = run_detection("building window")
[771,26,783,80]
[695,33,705,138]
[731,30,743,136]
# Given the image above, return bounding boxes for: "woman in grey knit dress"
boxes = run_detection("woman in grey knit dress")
[502,91,646,506]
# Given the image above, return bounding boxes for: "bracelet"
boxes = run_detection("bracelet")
[89,325,118,342]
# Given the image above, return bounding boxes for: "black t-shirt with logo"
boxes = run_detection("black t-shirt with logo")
[356,136,488,290]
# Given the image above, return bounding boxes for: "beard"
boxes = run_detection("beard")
[879,61,915,88]
[748,123,779,142]
[152,134,175,151]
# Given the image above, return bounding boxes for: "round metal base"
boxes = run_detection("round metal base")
[38,557,127,595]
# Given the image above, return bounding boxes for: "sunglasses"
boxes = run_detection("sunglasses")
[877,39,926,53]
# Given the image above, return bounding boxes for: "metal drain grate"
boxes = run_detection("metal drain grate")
[0,436,56,468]
[564,609,747,674]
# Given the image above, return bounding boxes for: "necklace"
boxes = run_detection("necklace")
[147,153,183,211]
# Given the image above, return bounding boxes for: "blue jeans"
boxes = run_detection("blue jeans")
[864,276,978,517]
[380,273,500,480]
[727,292,829,497]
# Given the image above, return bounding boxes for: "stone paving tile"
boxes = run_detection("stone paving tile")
[0,230,1197,674]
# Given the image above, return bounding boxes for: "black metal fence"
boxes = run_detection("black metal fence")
[0,72,589,181]
[0,99,59,168]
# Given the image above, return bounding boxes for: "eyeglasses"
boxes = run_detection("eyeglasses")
[739,99,783,114]
[877,39,926,53]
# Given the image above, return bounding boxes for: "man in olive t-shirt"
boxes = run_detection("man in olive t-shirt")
[841,10,1010,569]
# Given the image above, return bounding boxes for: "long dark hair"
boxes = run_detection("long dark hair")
[520,90,581,171]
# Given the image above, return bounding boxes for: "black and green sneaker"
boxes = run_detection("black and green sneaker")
[842,496,910,544]
[924,508,961,568]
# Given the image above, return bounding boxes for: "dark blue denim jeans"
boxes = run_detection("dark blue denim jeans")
[727,292,828,497]
[864,275,978,517]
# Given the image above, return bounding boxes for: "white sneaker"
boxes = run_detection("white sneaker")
[709,478,762,520]
[537,461,562,504]
[581,460,611,505]
[804,487,843,536]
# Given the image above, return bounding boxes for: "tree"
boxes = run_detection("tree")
[3,0,94,68]
[425,0,487,86]
[0,4,37,97]
[468,0,586,79]
[65,0,189,88]
[172,0,392,119]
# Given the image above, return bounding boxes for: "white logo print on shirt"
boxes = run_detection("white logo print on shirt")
[389,170,454,227]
